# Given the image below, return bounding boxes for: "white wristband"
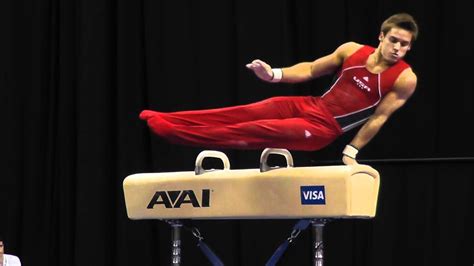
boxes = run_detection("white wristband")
[270,68,282,83]
[343,145,359,159]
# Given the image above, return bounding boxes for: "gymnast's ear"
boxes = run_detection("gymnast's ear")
[378,32,384,42]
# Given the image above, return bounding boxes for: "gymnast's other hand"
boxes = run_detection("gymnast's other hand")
[342,154,358,165]
[342,144,359,165]
[246,59,274,82]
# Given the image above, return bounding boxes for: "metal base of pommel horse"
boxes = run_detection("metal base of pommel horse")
[165,218,330,266]
[122,148,380,266]
[165,219,220,266]
[168,220,183,266]
[311,219,329,266]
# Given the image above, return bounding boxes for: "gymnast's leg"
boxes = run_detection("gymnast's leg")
[144,114,341,151]
[139,96,310,126]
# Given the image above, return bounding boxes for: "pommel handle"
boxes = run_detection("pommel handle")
[194,150,231,175]
[260,148,294,172]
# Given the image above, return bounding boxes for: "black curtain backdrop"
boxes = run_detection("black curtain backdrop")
[0,0,473,265]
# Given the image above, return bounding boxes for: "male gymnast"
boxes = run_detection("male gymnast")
[140,13,418,165]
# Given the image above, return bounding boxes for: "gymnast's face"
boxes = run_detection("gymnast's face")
[378,27,413,63]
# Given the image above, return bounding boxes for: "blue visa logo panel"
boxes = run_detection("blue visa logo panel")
[300,186,326,205]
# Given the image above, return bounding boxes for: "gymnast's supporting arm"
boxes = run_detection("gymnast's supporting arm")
[342,68,417,165]
[246,42,360,83]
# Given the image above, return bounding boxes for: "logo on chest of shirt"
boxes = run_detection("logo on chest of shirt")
[352,76,371,92]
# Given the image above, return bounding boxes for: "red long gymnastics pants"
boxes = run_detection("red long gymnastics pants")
[139,96,343,151]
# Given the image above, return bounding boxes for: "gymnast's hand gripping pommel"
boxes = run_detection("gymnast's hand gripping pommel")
[342,144,359,165]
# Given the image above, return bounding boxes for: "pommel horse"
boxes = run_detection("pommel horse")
[123,148,380,265]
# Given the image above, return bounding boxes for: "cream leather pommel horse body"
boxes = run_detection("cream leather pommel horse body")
[123,148,380,266]
[123,149,380,220]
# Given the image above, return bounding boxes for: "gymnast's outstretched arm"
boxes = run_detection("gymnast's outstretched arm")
[246,42,360,83]
[342,68,418,165]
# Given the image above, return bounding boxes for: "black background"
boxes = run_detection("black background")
[0,0,473,265]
